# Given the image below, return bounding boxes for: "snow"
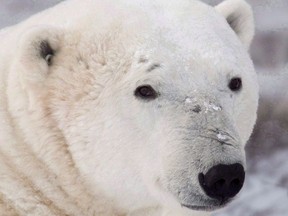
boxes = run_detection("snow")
[207,102,222,112]
[216,133,228,142]
[0,0,287,215]
[203,102,222,113]
[185,97,194,104]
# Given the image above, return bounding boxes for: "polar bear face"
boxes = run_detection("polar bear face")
[14,0,258,214]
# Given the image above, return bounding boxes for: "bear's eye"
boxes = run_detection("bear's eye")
[135,85,158,100]
[229,77,242,92]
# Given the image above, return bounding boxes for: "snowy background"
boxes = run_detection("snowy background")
[0,0,287,215]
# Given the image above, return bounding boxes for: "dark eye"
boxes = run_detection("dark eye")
[229,77,242,92]
[135,85,158,100]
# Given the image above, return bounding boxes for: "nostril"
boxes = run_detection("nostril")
[214,179,225,191]
[198,163,245,202]
[231,179,241,188]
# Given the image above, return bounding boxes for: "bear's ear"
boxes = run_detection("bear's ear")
[15,26,62,86]
[215,0,254,49]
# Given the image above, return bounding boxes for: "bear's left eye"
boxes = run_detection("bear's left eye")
[229,77,242,92]
[135,85,158,100]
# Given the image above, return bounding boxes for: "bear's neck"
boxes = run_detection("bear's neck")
[0,74,122,216]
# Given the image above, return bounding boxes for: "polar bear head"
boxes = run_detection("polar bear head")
[12,0,258,213]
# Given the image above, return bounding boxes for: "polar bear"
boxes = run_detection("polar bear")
[0,0,258,215]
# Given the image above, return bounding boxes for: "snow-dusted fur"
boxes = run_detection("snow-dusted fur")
[0,0,258,215]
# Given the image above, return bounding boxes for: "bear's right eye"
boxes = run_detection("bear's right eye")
[229,77,242,92]
[135,85,158,100]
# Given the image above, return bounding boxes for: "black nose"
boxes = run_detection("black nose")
[198,163,245,202]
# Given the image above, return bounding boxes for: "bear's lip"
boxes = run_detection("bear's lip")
[181,198,231,211]
[181,202,227,211]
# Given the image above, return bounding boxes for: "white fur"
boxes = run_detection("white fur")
[215,0,255,49]
[0,0,258,215]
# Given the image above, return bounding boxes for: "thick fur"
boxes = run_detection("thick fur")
[0,0,258,215]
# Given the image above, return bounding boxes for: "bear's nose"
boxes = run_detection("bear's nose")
[198,163,245,202]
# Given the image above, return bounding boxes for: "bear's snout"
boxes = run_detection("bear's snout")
[198,163,245,203]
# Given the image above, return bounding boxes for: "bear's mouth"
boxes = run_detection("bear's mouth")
[181,198,231,211]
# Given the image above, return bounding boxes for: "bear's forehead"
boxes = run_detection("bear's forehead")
[78,0,243,60]
[56,0,250,79]
[72,0,244,64]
